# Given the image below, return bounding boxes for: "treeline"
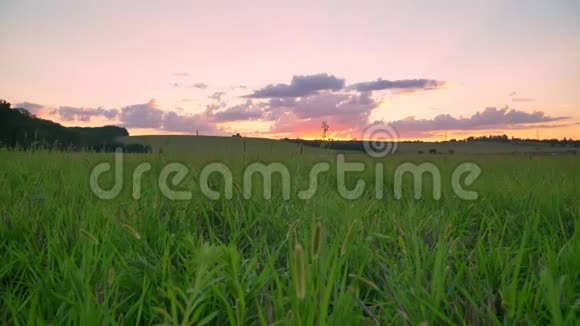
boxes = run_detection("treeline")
[458,134,580,147]
[284,134,580,152]
[0,100,151,152]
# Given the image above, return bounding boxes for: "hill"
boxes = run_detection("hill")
[119,134,580,156]
[0,100,149,152]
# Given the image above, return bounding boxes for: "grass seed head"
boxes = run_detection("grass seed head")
[79,228,99,245]
[348,273,378,290]
[292,243,306,300]
[310,222,324,259]
[121,223,142,240]
[107,268,116,286]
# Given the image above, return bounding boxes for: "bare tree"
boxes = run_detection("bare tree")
[321,121,329,140]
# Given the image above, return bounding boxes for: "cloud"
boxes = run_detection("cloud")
[204,90,379,137]
[292,91,374,119]
[12,98,248,136]
[55,106,119,122]
[387,107,568,137]
[268,97,297,108]
[120,99,164,128]
[117,99,221,135]
[16,102,118,121]
[511,98,534,102]
[15,102,45,115]
[203,89,380,137]
[162,111,221,135]
[262,98,297,120]
[243,73,345,98]
[21,73,568,139]
[509,91,534,102]
[242,74,446,100]
[350,78,446,92]
[267,91,379,137]
[209,91,225,101]
[211,101,263,122]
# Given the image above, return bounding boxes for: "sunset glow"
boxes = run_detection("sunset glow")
[1,0,579,140]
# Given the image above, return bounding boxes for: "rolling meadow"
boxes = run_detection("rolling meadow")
[1,136,579,325]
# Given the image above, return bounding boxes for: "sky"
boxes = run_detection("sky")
[1,0,579,140]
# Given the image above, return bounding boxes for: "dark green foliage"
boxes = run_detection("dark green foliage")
[0,99,150,153]
[284,135,580,153]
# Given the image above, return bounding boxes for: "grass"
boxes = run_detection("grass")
[120,135,580,155]
[0,140,579,324]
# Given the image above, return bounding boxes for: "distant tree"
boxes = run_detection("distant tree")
[321,121,329,140]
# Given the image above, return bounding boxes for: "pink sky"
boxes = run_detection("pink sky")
[1,0,579,140]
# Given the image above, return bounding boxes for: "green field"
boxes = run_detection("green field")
[121,135,580,156]
[1,137,579,324]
